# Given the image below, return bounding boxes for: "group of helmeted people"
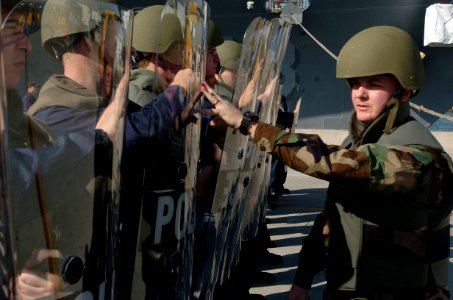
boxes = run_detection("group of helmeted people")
[0,0,285,299]
[0,0,452,300]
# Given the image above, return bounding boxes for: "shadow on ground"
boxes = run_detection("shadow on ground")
[250,187,327,299]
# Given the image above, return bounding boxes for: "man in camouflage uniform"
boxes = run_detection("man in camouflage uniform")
[201,26,453,300]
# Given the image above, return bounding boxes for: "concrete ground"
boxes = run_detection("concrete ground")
[250,130,453,299]
[249,170,328,299]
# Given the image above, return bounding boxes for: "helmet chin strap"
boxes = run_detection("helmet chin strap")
[384,96,400,134]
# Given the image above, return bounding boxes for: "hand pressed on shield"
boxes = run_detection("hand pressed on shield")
[238,59,264,108]
[16,249,64,300]
[257,75,279,104]
[200,82,259,138]
[96,72,129,141]
[200,82,242,129]
[170,68,194,95]
[171,69,202,126]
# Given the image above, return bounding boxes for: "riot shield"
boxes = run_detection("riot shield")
[190,17,270,298]
[131,1,207,299]
[2,0,132,298]
[217,69,272,287]
[0,4,15,297]
[240,18,293,244]
[216,17,293,286]
[180,2,207,299]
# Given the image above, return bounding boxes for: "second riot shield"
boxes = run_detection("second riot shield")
[0,1,16,296]
[240,18,293,246]
[193,17,270,299]
[216,16,293,287]
[130,1,208,299]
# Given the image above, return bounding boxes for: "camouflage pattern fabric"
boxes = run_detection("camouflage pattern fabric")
[255,123,448,196]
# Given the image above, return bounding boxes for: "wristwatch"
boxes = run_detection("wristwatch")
[239,111,259,135]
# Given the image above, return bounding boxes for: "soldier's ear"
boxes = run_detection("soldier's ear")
[393,88,411,103]
[398,90,412,103]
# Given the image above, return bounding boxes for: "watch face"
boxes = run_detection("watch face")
[239,116,252,135]
[244,111,259,122]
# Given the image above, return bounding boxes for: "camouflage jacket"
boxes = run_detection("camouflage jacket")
[254,102,453,295]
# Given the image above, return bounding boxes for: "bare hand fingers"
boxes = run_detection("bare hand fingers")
[17,271,60,299]
[200,82,222,106]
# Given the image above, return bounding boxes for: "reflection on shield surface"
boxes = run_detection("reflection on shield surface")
[193,15,292,299]
[130,1,207,299]
[1,0,132,298]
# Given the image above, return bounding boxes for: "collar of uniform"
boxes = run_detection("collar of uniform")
[28,74,104,115]
[7,89,55,147]
[130,68,167,93]
[349,101,411,147]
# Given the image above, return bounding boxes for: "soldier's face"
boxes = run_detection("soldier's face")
[158,42,183,84]
[206,47,219,78]
[350,74,398,125]
[1,8,32,89]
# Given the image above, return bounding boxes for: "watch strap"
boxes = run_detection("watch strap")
[239,111,259,135]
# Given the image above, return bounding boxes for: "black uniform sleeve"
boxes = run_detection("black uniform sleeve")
[94,129,113,176]
[124,85,185,149]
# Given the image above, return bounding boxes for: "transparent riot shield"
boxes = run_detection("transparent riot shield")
[191,17,270,298]
[215,20,270,285]
[173,1,207,299]
[240,18,293,245]
[0,5,15,297]
[215,16,293,287]
[180,1,207,299]
[2,0,132,298]
[131,1,207,299]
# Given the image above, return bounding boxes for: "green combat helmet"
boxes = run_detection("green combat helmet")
[336,26,425,133]
[217,40,242,71]
[41,0,99,60]
[132,5,183,54]
[336,25,425,92]
[41,0,121,60]
[207,19,223,49]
